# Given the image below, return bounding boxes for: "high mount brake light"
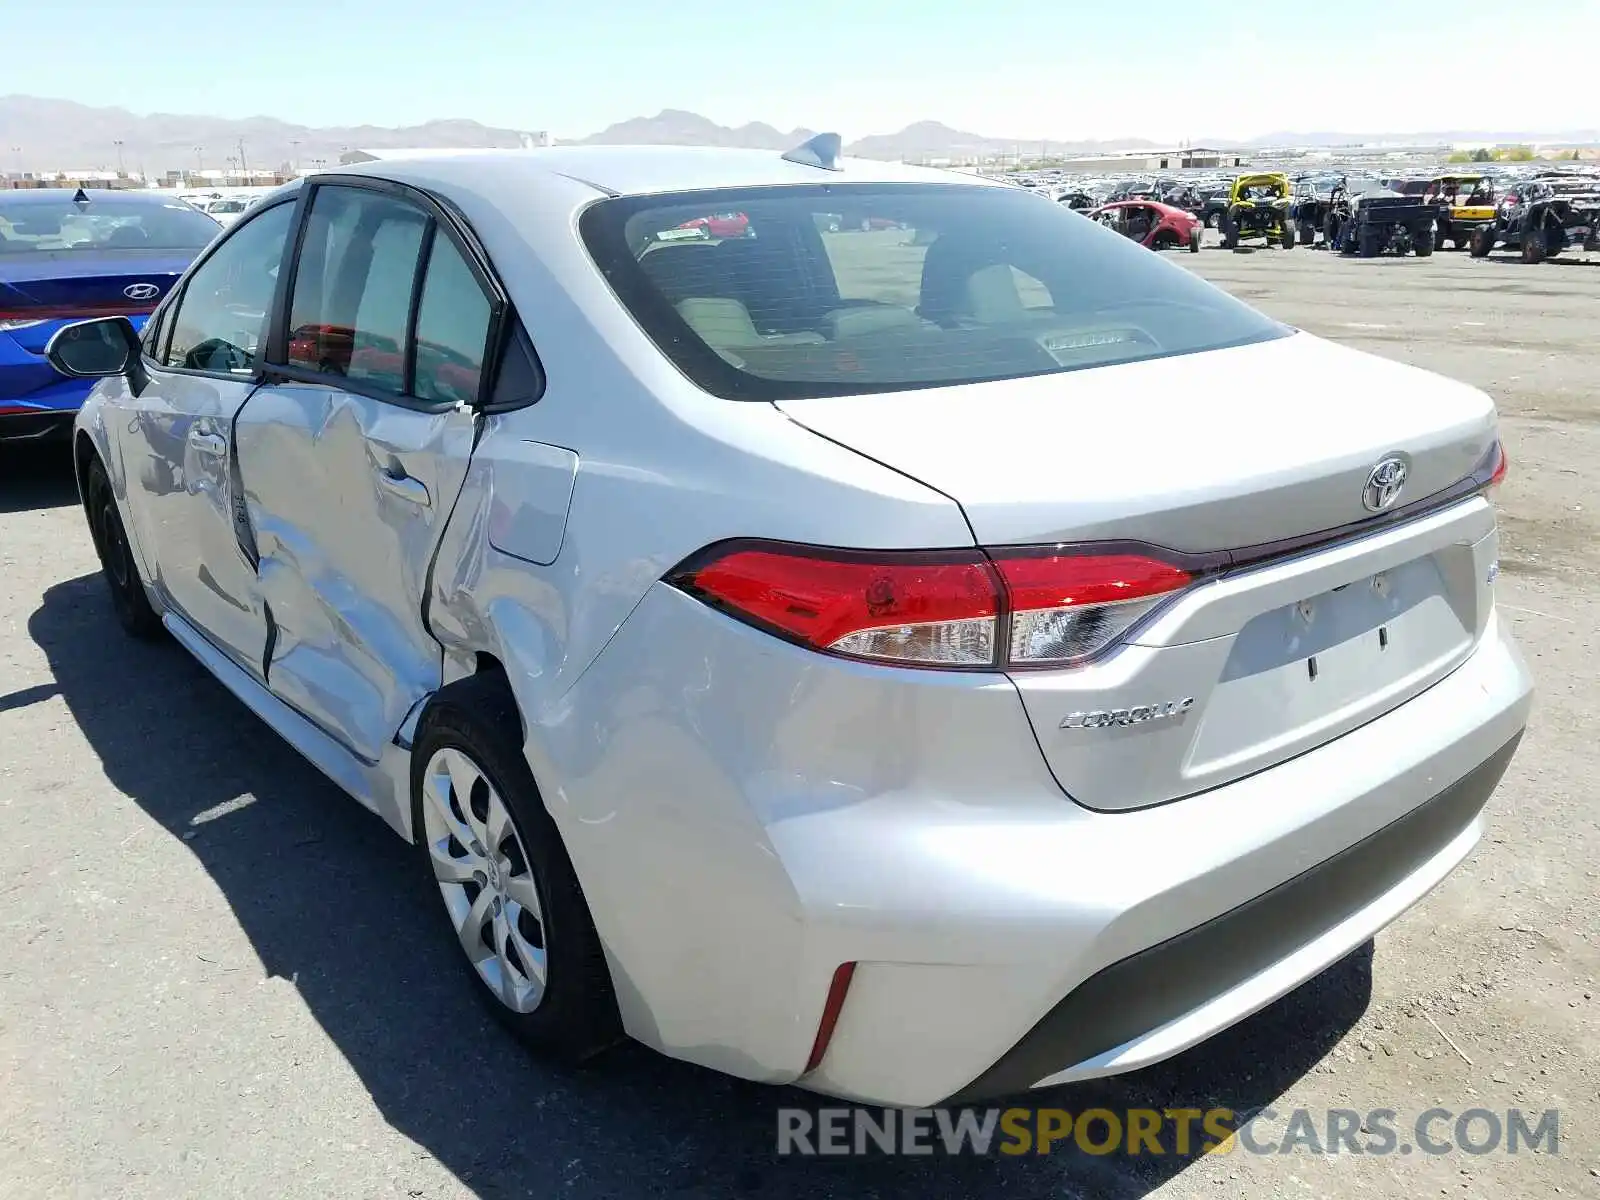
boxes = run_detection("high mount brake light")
[668,541,1195,671]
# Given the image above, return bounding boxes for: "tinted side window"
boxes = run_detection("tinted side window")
[285,186,427,395]
[413,235,492,406]
[162,202,293,373]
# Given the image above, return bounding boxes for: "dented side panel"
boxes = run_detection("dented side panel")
[119,370,267,673]
[234,381,476,764]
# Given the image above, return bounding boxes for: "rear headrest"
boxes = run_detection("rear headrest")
[827,306,922,339]
[712,236,828,335]
[675,297,760,348]
[918,235,1006,324]
[104,226,150,249]
[637,244,723,305]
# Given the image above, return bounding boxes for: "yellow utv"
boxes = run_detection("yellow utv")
[1422,174,1500,250]
[1218,173,1296,250]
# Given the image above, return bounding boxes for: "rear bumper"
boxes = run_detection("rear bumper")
[541,585,1532,1108]
[1,314,146,438]
[0,399,83,442]
[946,731,1519,1102]
[1,346,95,442]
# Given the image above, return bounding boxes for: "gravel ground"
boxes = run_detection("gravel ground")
[1,244,1596,1200]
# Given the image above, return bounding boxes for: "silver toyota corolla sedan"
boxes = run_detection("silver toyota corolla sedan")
[50,137,1532,1107]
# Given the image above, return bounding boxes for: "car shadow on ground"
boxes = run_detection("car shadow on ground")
[28,569,1374,1200]
[0,444,79,513]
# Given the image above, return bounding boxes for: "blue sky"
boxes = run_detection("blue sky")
[6,0,1594,140]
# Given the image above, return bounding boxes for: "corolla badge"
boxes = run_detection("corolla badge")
[1061,698,1195,730]
[1362,456,1408,513]
[123,283,161,301]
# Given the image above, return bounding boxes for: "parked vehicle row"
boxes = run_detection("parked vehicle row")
[1011,163,1600,264]
[1468,173,1600,262]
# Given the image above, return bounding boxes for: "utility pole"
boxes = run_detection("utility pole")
[194,145,204,175]
[113,139,125,175]
[289,139,300,172]
[237,138,248,174]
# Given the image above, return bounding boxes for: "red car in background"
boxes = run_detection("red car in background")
[677,211,751,239]
[1088,200,1203,253]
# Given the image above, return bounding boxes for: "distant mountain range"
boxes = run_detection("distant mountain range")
[3,95,1596,175]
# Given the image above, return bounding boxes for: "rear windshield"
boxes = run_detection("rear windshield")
[0,196,221,254]
[579,183,1286,401]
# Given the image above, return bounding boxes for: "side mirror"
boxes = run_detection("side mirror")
[45,316,147,391]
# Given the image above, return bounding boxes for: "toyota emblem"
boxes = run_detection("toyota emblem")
[1362,456,1409,512]
[123,283,161,302]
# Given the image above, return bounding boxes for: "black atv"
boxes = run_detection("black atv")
[1197,186,1232,229]
[1290,180,1334,246]
[1469,174,1600,263]
[1325,181,1446,257]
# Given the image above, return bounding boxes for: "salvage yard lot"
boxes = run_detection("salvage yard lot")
[1,247,1596,1200]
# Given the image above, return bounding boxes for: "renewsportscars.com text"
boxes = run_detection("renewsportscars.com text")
[776,1106,1560,1158]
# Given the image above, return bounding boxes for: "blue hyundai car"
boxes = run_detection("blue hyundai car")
[1,188,221,443]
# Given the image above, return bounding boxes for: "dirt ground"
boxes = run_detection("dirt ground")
[0,244,1596,1199]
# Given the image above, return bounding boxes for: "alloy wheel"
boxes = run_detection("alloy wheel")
[421,747,548,1013]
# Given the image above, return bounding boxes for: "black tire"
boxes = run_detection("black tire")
[1414,227,1435,257]
[1470,226,1495,257]
[1281,223,1296,250]
[83,456,163,640]
[1297,219,1316,245]
[1219,214,1238,250]
[1189,228,1203,253]
[1324,214,1343,251]
[1359,229,1381,258]
[412,674,623,1064]
[1521,223,1546,264]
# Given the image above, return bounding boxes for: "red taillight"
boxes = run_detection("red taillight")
[1487,439,1509,496]
[994,551,1193,667]
[670,540,1194,670]
[0,303,152,322]
[680,545,1001,667]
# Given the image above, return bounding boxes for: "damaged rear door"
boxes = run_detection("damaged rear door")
[232,180,498,764]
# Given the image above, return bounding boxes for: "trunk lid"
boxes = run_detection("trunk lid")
[0,253,188,353]
[777,333,1494,551]
[779,333,1501,810]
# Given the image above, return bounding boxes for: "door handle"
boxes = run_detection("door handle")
[376,468,431,507]
[188,430,227,457]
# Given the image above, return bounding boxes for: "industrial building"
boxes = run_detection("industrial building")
[1050,147,1245,173]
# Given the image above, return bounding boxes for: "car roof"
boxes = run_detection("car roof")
[334,146,1004,198]
[0,187,180,206]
